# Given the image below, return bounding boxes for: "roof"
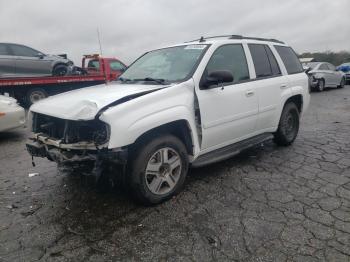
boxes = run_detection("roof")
[185,35,286,45]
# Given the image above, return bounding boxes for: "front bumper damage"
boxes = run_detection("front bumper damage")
[26,133,128,167]
[308,75,319,89]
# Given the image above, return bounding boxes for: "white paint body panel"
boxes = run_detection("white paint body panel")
[0,95,25,132]
[29,83,165,120]
[99,80,201,155]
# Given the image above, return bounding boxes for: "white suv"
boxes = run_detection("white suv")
[26,35,310,205]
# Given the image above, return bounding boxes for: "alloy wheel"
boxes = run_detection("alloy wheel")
[145,147,182,195]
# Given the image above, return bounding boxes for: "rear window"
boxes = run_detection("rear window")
[274,46,303,74]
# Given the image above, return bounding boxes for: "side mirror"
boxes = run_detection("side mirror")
[201,70,234,89]
[304,67,311,74]
[36,53,44,59]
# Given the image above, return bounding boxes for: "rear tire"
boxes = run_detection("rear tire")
[52,64,68,76]
[273,102,300,146]
[317,79,325,92]
[128,134,189,205]
[26,88,48,107]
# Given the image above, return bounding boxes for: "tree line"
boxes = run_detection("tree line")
[298,51,350,66]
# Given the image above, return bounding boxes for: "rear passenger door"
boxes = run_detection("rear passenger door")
[247,44,290,131]
[0,43,15,77]
[318,63,333,86]
[327,63,342,85]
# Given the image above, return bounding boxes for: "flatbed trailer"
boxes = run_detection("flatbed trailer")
[0,55,126,107]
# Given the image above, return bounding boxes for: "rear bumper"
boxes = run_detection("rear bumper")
[26,137,128,165]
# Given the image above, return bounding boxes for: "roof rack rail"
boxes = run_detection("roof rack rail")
[185,35,285,44]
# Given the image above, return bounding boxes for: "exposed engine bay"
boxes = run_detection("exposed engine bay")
[32,112,109,145]
[27,113,127,167]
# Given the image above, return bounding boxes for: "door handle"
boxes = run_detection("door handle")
[280,84,288,89]
[245,90,254,97]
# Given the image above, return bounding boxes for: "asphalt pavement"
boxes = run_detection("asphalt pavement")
[0,86,350,262]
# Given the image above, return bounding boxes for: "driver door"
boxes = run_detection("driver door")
[196,44,258,151]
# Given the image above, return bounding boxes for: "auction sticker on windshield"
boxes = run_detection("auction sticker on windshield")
[184,45,207,50]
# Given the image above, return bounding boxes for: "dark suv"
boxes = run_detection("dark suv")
[0,43,73,77]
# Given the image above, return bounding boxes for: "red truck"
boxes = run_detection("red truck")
[0,55,126,107]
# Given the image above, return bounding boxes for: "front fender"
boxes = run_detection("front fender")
[99,81,200,154]
[103,106,199,154]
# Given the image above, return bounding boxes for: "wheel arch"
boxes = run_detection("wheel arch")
[52,62,69,74]
[131,120,195,156]
[285,94,303,113]
[274,93,304,129]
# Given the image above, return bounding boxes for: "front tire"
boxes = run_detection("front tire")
[52,64,68,76]
[128,135,189,205]
[317,79,325,92]
[274,102,300,146]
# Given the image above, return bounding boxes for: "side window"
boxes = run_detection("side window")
[204,44,249,85]
[319,64,328,70]
[0,44,10,55]
[249,44,281,78]
[88,60,100,69]
[274,46,303,74]
[327,63,335,71]
[265,46,281,76]
[109,61,126,71]
[10,45,38,57]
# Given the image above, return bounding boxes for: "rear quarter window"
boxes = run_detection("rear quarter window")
[274,46,303,74]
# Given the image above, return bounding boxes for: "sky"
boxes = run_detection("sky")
[0,0,349,65]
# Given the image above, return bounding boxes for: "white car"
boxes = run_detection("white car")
[26,35,310,204]
[0,95,25,132]
[305,62,345,92]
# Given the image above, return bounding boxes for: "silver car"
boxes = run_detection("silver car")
[306,62,346,92]
[0,43,73,78]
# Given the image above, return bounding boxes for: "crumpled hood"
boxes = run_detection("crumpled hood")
[29,83,166,120]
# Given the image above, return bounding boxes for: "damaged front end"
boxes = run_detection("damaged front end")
[26,112,128,168]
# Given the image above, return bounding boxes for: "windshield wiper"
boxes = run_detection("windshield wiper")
[133,77,166,84]
[118,77,132,82]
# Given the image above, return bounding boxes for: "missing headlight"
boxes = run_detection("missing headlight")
[32,113,109,145]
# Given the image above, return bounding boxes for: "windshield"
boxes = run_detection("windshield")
[119,44,208,84]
